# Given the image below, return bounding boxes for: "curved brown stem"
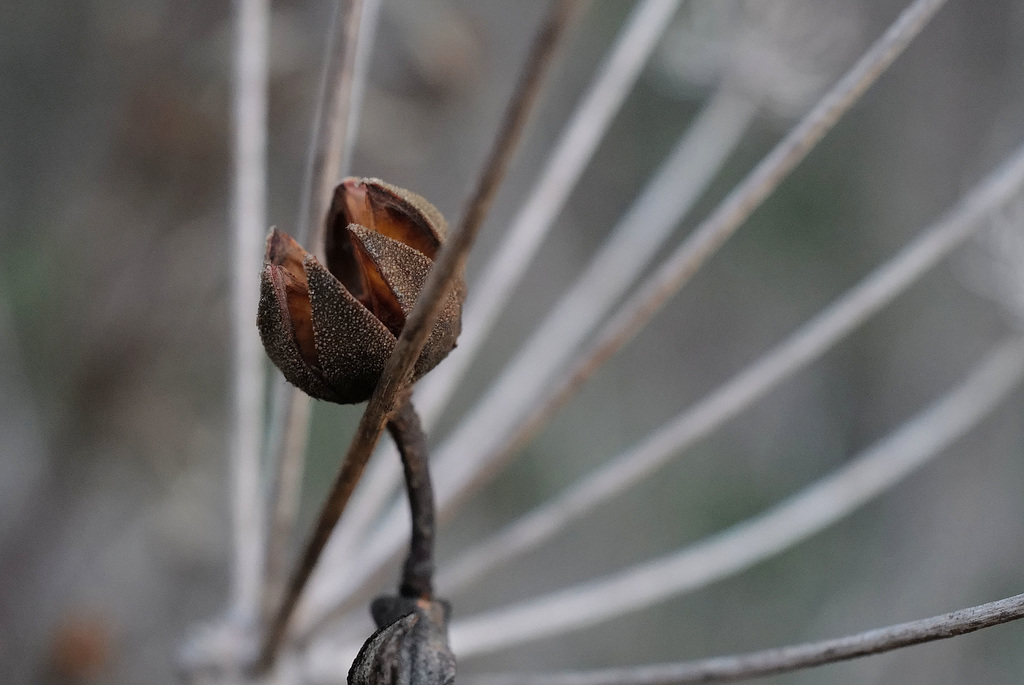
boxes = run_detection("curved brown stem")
[387,391,435,600]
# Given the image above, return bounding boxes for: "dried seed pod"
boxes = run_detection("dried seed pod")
[257,178,464,404]
[348,595,455,685]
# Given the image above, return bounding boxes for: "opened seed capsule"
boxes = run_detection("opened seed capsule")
[257,178,463,404]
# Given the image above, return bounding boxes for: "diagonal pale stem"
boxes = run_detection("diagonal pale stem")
[432,81,757,516]
[446,335,1024,656]
[436,140,1024,594]
[416,0,684,425]
[307,335,1024,677]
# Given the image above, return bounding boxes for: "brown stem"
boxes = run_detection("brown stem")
[386,392,435,600]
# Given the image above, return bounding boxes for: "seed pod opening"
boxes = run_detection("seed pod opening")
[257,178,463,404]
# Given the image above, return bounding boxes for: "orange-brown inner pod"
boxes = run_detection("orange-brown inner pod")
[267,231,317,366]
[319,221,406,337]
[350,236,406,337]
[324,179,444,336]
[338,179,439,259]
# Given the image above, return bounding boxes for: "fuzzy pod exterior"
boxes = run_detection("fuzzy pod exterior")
[257,178,463,404]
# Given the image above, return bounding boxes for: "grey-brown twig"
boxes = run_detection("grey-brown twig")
[466,592,1024,684]
[297,0,366,252]
[255,0,579,671]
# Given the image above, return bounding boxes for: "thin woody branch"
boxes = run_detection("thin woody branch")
[466,592,1024,684]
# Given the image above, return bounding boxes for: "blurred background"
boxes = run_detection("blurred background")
[2,1,1024,683]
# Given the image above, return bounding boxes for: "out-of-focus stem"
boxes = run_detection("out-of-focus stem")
[230,0,269,627]
[436,138,1024,594]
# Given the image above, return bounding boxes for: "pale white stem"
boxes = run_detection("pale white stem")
[285,0,339,250]
[465,593,1024,684]
[263,389,311,613]
[298,452,401,619]
[437,140,1024,593]
[292,0,949,636]
[291,0,364,250]
[447,336,1024,656]
[230,0,270,625]
[315,0,687,582]
[433,0,949,521]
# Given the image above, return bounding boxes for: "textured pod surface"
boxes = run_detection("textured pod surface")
[348,596,455,685]
[256,178,463,404]
[348,225,463,380]
[258,261,339,402]
[304,256,396,404]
